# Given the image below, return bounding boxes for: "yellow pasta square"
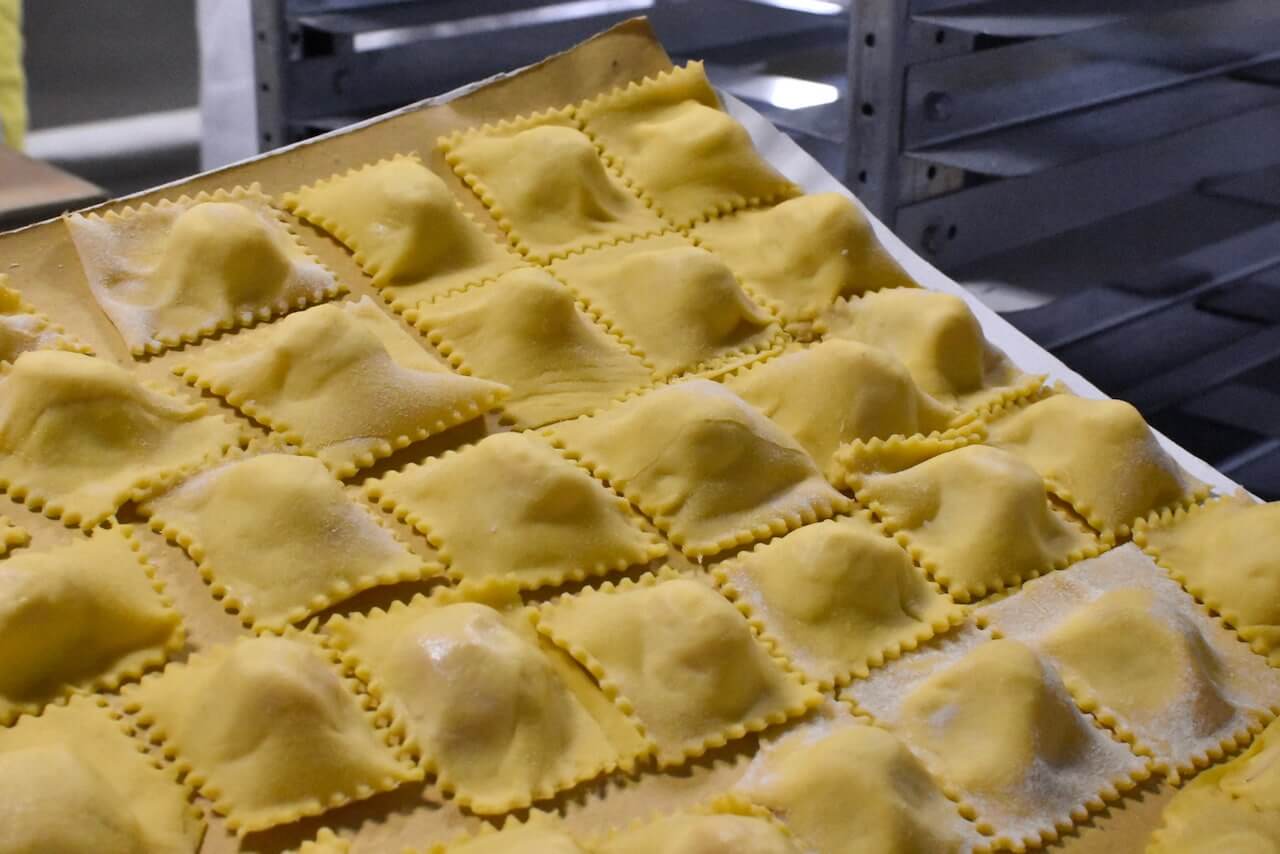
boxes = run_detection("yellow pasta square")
[0,350,246,528]
[124,633,419,836]
[414,268,654,428]
[550,234,781,378]
[980,544,1280,782]
[325,585,647,814]
[0,695,203,853]
[432,812,588,854]
[1149,768,1280,853]
[282,155,523,313]
[535,572,822,766]
[66,185,343,355]
[1136,494,1280,666]
[692,193,917,323]
[0,515,28,557]
[723,339,972,483]
[578,63,798,227]
[817,288,1043,416]
[0,278,91,363]
[595,798,798,854]
[988,393,1209,541]
[440,110,665,262]
[733,716,983,853]
[714,514,965,690]
[857,445,1101,602]
[365,431,665,590]
[546,379,850,557]
[174,296,507,477]
[143,453,435,632]
[845,630,1152,849]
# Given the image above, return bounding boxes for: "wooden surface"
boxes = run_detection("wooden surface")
[0,145,104,230]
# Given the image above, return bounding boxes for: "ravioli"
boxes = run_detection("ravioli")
[818,287,1041,413]
[441,112,665,261]
[0,280,90,364]
[143,453,432,632]
[536,573,821,765]
[296,829,351,854]
[858,445,1099,601]
[714,514,964,688]
[596,805,800,854]
[981,545,1280,781]
[413,268,653,427]
[436,812,590,854]
[723,339,964,482]
[124,634,418,835]
[546,379,850,557]
[325,588,647,813]
[365,431,665,589]
[0,527,183,725]
[0,695,202,854]
[988,394,1206,540]
[174,297,507,476]
[692,193,917,323]
[734,720,978,854]
[0,350,245,527]
[0,516,27,557]
[1148,781,1280,854]
[282,155,522,313]
[578,62,797,226]
[1217,716,1280,809]
[1136,495,1280,666]
[550,235,779,377]
[66,186,342,354]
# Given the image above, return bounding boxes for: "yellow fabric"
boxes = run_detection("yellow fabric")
[0,0,24,150]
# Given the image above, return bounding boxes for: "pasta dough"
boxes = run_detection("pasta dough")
[546,379,850,557]
[365,431,665,589]
[550,235,779,378]
[441,113,665,261]
[692,193,917,323]
[723,339,961,482]
[124,634,418,835]
[818,288,1041,413]
[0,280,89,363]
[595,805,800,854]
[0,516,27,557]
[714,514,964,688]
[987,394,1206,540]
[578,63,797,226]
[66,186,342,354]
[1136,494,1280,665]
[734,720,978,853]
[858,444,1100,602]
[174,297,507,476]
[143,453,432,632]
[0,527,183,725]
[0,350,244,527]
[434,813,589,854]
[0,696,202,854]
[535,573,821,765]
[326,588,646,813]
[282,155,522,313]
[413,268,653,427]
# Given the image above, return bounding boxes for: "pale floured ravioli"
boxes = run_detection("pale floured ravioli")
[66,185,342,354]
[123,634,419,835]
[578,62,797,226]
[0,527,183,725]
[818,287,1042,414]
[1137,496,1280,667]
[551,235,779,378]
[858,444,1100,602]
[988,393,1207,540]
[441,110,664,261]
[325,586,647,813]
[693,193,917,323]
[715,513,963,689]
[143,453,434,632]
[365,431,665,590]
[536,572,821,765]
[0,349,244,527]
[414,268,653,428]
[0,279,90,364]
[0,695,202,854]
[282,154,522,313]
[547,379,850,557]
[173,297,507,477]
[734,719,979,854]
